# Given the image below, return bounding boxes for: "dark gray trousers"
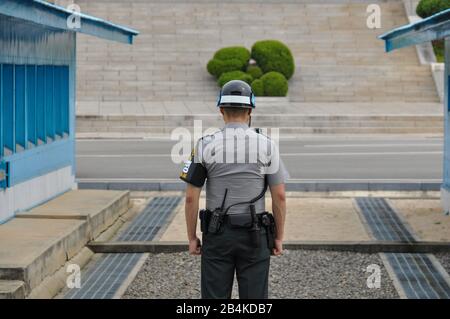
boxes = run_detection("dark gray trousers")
[201,223,270,299]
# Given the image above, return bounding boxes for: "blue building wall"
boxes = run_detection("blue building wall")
[441,37,450,213]
[0,14,77,222]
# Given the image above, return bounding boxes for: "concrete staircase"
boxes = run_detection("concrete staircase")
[74,0,441,135]
[0,190,130,298]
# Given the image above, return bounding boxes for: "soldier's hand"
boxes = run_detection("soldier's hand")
[272,239,283,256]
[189,237,202,255]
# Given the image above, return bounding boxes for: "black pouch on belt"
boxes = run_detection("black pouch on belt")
[199,209,211,234]
[228,214,253,228]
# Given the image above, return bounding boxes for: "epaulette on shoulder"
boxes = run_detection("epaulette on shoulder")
[253,127,270,139]
[198,130,221,144]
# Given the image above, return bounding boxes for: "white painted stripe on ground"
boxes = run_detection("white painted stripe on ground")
[303,143,442,148]
[281,152,442,156]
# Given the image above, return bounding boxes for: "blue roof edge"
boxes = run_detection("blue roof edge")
[378,8,450,52]
[0,0,139,44]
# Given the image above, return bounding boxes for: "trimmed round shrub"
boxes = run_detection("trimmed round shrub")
[207,58,245,77]
[251,40,295,80]
[260,72,288,96]
[251,79,264,96]
[214,46,251,65]
[246,65,263,79]
[218,71,253,87]
[416,0,450,18]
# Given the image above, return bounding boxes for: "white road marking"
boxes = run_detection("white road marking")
[281,151,442,156]
[303,143,442,148]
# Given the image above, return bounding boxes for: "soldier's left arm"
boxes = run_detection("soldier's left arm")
[185,184,202,255]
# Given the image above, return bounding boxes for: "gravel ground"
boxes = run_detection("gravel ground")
[123,250,399,299]
[435,253,450,276]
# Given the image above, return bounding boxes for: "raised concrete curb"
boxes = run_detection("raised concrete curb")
[87,240,450,254]
[431,63,445,103]
[77,180,441,192]
[0,280,26,299]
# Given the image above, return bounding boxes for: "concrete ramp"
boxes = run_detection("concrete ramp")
[0,190,130,298]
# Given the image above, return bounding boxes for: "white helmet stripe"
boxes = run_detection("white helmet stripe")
[220,95,251,105]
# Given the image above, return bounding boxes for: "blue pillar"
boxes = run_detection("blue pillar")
[441,37,450,215]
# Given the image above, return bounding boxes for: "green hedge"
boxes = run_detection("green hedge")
[207,58,245,78]
[207,41,295,95]
[246,65,263,79]
[214,46,250,65]
[416,0,450,18]
[251,79,264,96]
[218,71,253,87]
[259,72,288,96]
[251,40,295,80]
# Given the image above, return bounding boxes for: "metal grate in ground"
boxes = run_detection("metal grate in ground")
[355,197,416,243]
[355,197,450,299]
[64,196,182,299]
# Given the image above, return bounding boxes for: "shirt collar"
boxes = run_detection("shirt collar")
[224,122,249,130]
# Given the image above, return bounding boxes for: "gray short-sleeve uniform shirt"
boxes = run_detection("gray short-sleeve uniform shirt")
[183,122,289,215]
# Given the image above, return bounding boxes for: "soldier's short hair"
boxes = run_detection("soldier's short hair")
[221,107,250,117]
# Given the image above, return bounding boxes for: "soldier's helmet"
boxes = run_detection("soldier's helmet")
[217,80,255,109]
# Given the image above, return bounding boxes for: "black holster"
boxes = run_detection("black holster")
[261,212,276,250]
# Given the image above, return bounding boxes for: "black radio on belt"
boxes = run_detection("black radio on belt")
[206,189,228,234]
[207,208,223,234]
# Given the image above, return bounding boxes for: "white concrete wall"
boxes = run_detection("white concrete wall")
[440,187,450,216]
[0,166,76,223]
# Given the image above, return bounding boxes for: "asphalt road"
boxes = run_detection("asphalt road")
[76,137,443,182]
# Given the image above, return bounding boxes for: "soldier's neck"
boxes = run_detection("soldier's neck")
[223,117,249,125]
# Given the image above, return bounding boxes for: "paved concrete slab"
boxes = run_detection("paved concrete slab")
[17,190,130,238]
[160,192,450,242]
[390,199,450,242]
[159,197,370,242]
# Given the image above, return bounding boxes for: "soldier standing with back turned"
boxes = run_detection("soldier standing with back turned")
[180,80,289,299]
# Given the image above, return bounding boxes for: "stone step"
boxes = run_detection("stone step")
[0,190,130,298]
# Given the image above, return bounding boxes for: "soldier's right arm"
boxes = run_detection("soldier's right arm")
[180,139,206,255]
[179,139,207,188]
